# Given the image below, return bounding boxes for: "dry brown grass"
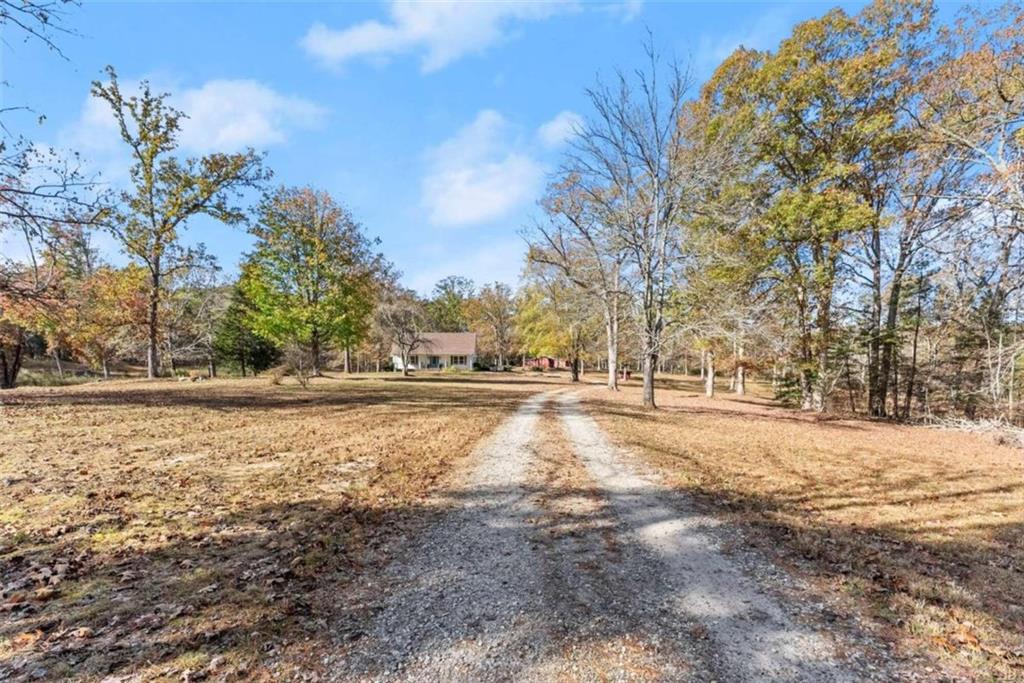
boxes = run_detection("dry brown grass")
[580,374,1024,681]
[0,373,557,681]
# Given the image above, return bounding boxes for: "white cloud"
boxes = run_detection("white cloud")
[537,110,582,148]
[177,80,325,153]
[607,0,643,22]
[422,109,544,227]
[66,77,325,160]
[301,0,577,73]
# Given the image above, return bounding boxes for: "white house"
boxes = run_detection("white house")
[392,332,477,371]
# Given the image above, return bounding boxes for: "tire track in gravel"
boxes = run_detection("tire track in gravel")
[555,391,905,682]
[521,407,714,681]
[329,391,554,681]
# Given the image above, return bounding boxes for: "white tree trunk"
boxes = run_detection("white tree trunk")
[605,307,619,391]
[734,344,745,395]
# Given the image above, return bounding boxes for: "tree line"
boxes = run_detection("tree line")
[526,0,1024,420]
[2,0,1022,424]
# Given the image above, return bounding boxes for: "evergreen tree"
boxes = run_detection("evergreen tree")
[213,281,280,376]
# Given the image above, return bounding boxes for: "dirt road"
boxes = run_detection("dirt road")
[329,391,921,681]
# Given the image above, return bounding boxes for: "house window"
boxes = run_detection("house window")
[409,355,418,365]
[451,355,467,365]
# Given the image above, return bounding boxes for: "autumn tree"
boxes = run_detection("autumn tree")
[91,66,268,378]
[426,275,474,332]
[701,7,909,410]
[0,221,101,387]
[518,269,600,382]
[913,2,1024,420]
[465,282,516,367]
[241,186,383,375]
[65,265,148,378]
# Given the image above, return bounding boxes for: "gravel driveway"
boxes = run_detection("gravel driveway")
[329,390,921,682]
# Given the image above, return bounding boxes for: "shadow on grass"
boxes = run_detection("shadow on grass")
[602,431,1024,675]
[587,398,872,431]
[0,380,534,415]
[4,461,1022,681]
[1,482,699,681]
[379,374,568,388]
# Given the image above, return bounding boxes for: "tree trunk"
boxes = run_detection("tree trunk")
[844,353,857,413]
[700,348,706,379]
[704,352,715,398]
[344,344,352,374]
[734,346,746,396]
[169,355,177,375]
[605,307,619,391]
[311,334,322,376]
[147,266,161,379]
[401,349,410,377]
[878,276,907,419]
[570,354,580,382]
[102,357,110,380]
[240,359,247,378]
[799,368,815,410]
[814,294,832,413]
[867,225,883,416]
[891,347,901,419]
[53,350,64,380]
[0,335,24,389]
[642,350,657,409]
[208,356,216,378]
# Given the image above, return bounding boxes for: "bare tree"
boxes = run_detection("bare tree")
[0,1,79,58]
[377,291,427,377]
[573,43,693,408]
[528,176,627,390]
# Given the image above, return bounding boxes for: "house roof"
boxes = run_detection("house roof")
[394,332,477,356]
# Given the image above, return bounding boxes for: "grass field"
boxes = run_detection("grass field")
[2,371,1021,681]
[0,374,558,681]
[580,376,1024,681]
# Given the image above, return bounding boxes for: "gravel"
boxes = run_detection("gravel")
[327,390,928,682]
[329,392,551,681]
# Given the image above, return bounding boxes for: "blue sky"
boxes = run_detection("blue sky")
[5,0,894,294]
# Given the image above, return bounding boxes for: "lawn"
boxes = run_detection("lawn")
[0,373,554,681]
[4,370,1021,681]
[580,375,1024,681]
